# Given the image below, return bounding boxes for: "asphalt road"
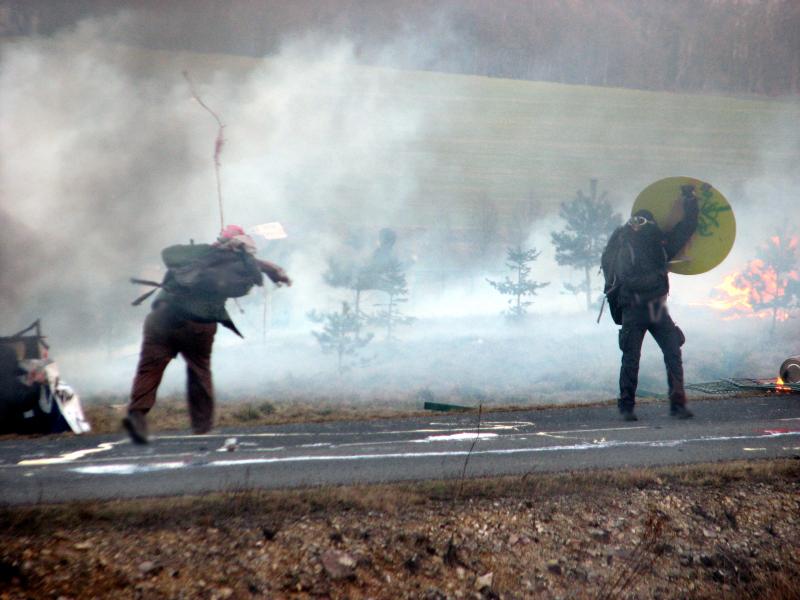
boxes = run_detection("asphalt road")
[1,395,799,504]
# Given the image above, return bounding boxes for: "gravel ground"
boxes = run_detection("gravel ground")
[1,460,799,600]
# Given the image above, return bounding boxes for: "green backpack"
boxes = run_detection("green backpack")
[131,244,263,306]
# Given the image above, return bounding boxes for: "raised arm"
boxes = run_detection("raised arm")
[256,259,292,287]
[665,185,699,260]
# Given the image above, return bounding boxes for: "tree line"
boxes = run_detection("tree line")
[3,0,799,96]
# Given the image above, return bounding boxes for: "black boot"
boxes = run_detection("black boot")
[122,410,149,444]
[670,404,693,419]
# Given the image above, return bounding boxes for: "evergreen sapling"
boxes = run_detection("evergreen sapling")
[487,246,550,320]
[551,179,621,310]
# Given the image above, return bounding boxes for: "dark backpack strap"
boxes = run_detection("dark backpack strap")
[220,318,244,338]
[131,288,159,307]
[596,295,607,324]
[130,278,163,287]
[130,278,163,306]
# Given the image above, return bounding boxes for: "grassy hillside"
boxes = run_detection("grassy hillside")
[19,38,795,227]
[4,36,798,233]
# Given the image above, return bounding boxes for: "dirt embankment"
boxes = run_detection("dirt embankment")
[2,460,799,600]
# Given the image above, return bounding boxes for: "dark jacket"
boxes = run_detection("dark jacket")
[154,244,263,336]
[604,200,699,310]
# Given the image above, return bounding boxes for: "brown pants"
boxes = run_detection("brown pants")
[129,304,217,433]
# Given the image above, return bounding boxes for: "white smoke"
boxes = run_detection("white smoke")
[1,9,798,403]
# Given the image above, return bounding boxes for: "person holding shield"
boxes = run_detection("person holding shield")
[602,186,699,421]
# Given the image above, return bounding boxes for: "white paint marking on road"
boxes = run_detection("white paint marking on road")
[335,431,532,450]
[74,462,186,475]
[743,448,767,452]
[17,441,125,466]
[536,426,648,440]
[536,433,572,440]
[778,417,800,421]
[155,422,532,441]
[543,426,649,434]
[106,446,288,462]
[782,447,800,451]
[157,432,307,440]
[414,433,499,443]
[67,431,800,476]
[23,419,759,470]
[430,421,535,428]
[208,431,792,464]
[4,445,290,470]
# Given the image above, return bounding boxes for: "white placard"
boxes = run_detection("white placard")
[250,222,287,240]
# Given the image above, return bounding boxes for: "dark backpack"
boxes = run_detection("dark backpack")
[600,227,630,325]
[600,225,669,323]
[132,244,263,306]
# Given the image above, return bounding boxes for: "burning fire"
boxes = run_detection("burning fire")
[706,236,800,321]
[775,377,791,393]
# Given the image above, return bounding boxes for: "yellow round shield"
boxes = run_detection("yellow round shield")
[632,176,736,275]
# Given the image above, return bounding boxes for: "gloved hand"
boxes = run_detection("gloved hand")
[269,267,292,287]
[680,184,699,218]
[257,259,292,287]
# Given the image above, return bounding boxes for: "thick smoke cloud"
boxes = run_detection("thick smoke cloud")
[1,10,798,403]
[1,13,432,337]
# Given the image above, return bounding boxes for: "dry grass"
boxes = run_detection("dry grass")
[79,396,438,436]
[2,459,798,599]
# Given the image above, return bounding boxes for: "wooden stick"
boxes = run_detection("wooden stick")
[183,70,226,230]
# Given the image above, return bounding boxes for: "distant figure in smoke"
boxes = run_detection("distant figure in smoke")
[358,227,399,285]
[123,225,291,444]
[601,188,699,421]
[371,228,397,268]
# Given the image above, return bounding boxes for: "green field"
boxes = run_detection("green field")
[406,74,799,208]
[6,37,800,231]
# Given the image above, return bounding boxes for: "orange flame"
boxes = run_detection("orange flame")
[706,236,800,321]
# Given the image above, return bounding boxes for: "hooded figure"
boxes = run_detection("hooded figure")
[601,188,699,421]
[123,226,291,444]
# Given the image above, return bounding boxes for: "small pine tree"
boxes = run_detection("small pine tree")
[322,229,398,327]
[551,179,622,310]
[369,258,414,341]
[309,302,373,375]
[487,246,550,319]
[323,257,375,327]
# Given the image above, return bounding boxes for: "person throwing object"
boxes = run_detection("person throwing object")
[123,225,291,444]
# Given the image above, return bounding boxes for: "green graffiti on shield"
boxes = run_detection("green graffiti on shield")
[696,183,731,237]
